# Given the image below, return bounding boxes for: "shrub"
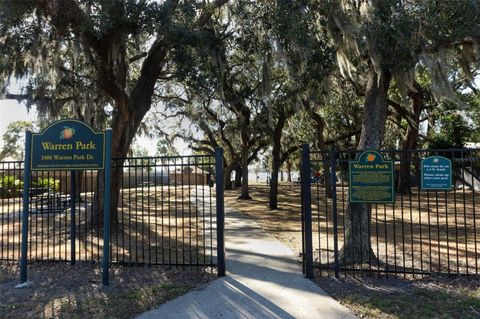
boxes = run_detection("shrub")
[0,175,23,198]
[32,177,60,192]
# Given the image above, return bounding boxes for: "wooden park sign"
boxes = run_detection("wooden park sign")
[421,156,452,190]
[349,150,395,203]
[19,119,113,286]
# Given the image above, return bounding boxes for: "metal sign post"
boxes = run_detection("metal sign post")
[215,147,225,277]
[19,131,32,284]
[70,171,76,265]
[102,129,112,285]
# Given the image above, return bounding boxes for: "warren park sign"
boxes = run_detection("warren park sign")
[20,119,113,286]
[31,119,105,170]
[349,150,395,203]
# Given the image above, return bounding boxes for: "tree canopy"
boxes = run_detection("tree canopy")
[0,1,479,236]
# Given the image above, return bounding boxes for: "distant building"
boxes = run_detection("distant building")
[170,166,210,185]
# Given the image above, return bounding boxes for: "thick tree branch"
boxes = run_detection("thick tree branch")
[4,94,30,101]
[190,146,215,154]
[424,35,480,55]
[248,143,266,164]
[130,38,170,116]
[36,0,128,104]
[196,0,229,26]
[280,145,300,164]
[387,98,416,128]
[157,110,187,119]
[129,52,148,64]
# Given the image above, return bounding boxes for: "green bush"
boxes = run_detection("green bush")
[0,175,23,198]
[32,177,60,192]
[428,113,471,149]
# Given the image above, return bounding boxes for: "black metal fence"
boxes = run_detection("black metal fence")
[302,146,480,278]
[111,155,218,267]
[0,154,222,270]
[0,161,23,261]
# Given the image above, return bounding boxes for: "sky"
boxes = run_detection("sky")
[0,99,37,135]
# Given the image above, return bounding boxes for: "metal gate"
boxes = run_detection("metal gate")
[301,144,480,278]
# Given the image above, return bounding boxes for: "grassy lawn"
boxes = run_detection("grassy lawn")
[0,262,214,319]
[225,182,480,319]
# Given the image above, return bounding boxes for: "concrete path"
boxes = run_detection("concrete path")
[137,210,355,319]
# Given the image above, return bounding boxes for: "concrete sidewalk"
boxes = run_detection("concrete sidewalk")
[137,210,355,319]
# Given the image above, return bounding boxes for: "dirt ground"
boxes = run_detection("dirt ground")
[0,185,217,318]
[0,185,216,266]
[2,182,479,318]
[0,261,214,319]
[317,275,480,319]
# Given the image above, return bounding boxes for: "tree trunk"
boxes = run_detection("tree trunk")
[269,113,285,209]
[92,94,151,226]
[224,160,236,190]
[269,163,280,210]
[398,82,423,194]
[238,146,251,199]
[286,160,292,182]
[36,0,172,230]
[234,164,242,188]
[339,67,391,265]
[238,110,252,200]
[225,179,233,190]
[308,109,332,198]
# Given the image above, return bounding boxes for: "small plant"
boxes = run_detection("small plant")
[0,175,23,198]
[32,177,60,192]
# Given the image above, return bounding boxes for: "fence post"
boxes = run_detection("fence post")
[70,171,76,265]
[19,131,32,284]
[301,144,314,279]
[330,145,340,278]
[102,129,112,286]
[215,148,226,277]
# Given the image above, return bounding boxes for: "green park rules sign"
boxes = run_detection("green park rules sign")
[31,119,105,170]
[349,150,395,203]
[421,156,452,190]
